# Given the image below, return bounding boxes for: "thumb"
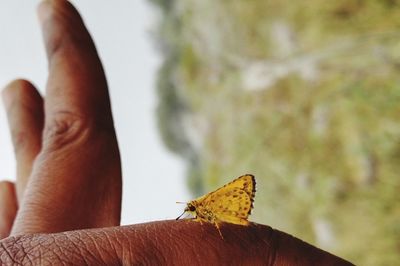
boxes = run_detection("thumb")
[0,220,354,265]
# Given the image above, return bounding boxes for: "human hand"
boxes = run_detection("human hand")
[0,0,353,265]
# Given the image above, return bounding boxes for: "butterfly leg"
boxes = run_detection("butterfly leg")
[184,218,195,225]
[193,217,204,225]
[214,222,224,240]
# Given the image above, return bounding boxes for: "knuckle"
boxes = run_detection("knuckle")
[0,236,36,265]
[42,110,114,152]
[43,111,93,150]
[42,111,91,150]
[0,234,79,265]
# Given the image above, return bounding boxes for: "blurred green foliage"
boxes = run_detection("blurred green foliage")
[150,0,400,264]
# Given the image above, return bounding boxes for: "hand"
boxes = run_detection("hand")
[0,0,353,265]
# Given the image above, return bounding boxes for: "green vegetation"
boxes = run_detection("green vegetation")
[150,0,400,264]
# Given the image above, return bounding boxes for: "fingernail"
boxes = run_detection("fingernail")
[37,0,51,25]
[1,84,13,110]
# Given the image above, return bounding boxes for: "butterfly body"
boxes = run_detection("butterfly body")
[177,174,256,238]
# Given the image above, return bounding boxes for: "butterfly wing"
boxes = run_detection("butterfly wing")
[197,174,256,225]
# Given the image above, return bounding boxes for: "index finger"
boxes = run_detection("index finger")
[0,220,354,265]
[38,0,113,125]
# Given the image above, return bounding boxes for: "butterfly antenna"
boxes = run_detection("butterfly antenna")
[176,201,186,204]
[176,211,186,220]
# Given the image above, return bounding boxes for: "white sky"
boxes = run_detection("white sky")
[0,1,189,225]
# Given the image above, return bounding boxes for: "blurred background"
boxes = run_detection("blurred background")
[1,1,400,265]
[150,0,400,265]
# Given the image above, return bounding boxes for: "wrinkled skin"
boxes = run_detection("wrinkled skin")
[0,1,353,265]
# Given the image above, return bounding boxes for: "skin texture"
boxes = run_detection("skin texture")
[0,0,354,265]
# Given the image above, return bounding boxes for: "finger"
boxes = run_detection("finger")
[2,80,44,201]
[38,0,113,124]
[11,0,122,235]
[0,181,18,239]
[0,221,354,265]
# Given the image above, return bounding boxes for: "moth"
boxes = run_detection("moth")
[176,174,256,238]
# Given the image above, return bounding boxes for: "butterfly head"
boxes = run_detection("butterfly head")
[176,201,197,220]
[185,202,196,213]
